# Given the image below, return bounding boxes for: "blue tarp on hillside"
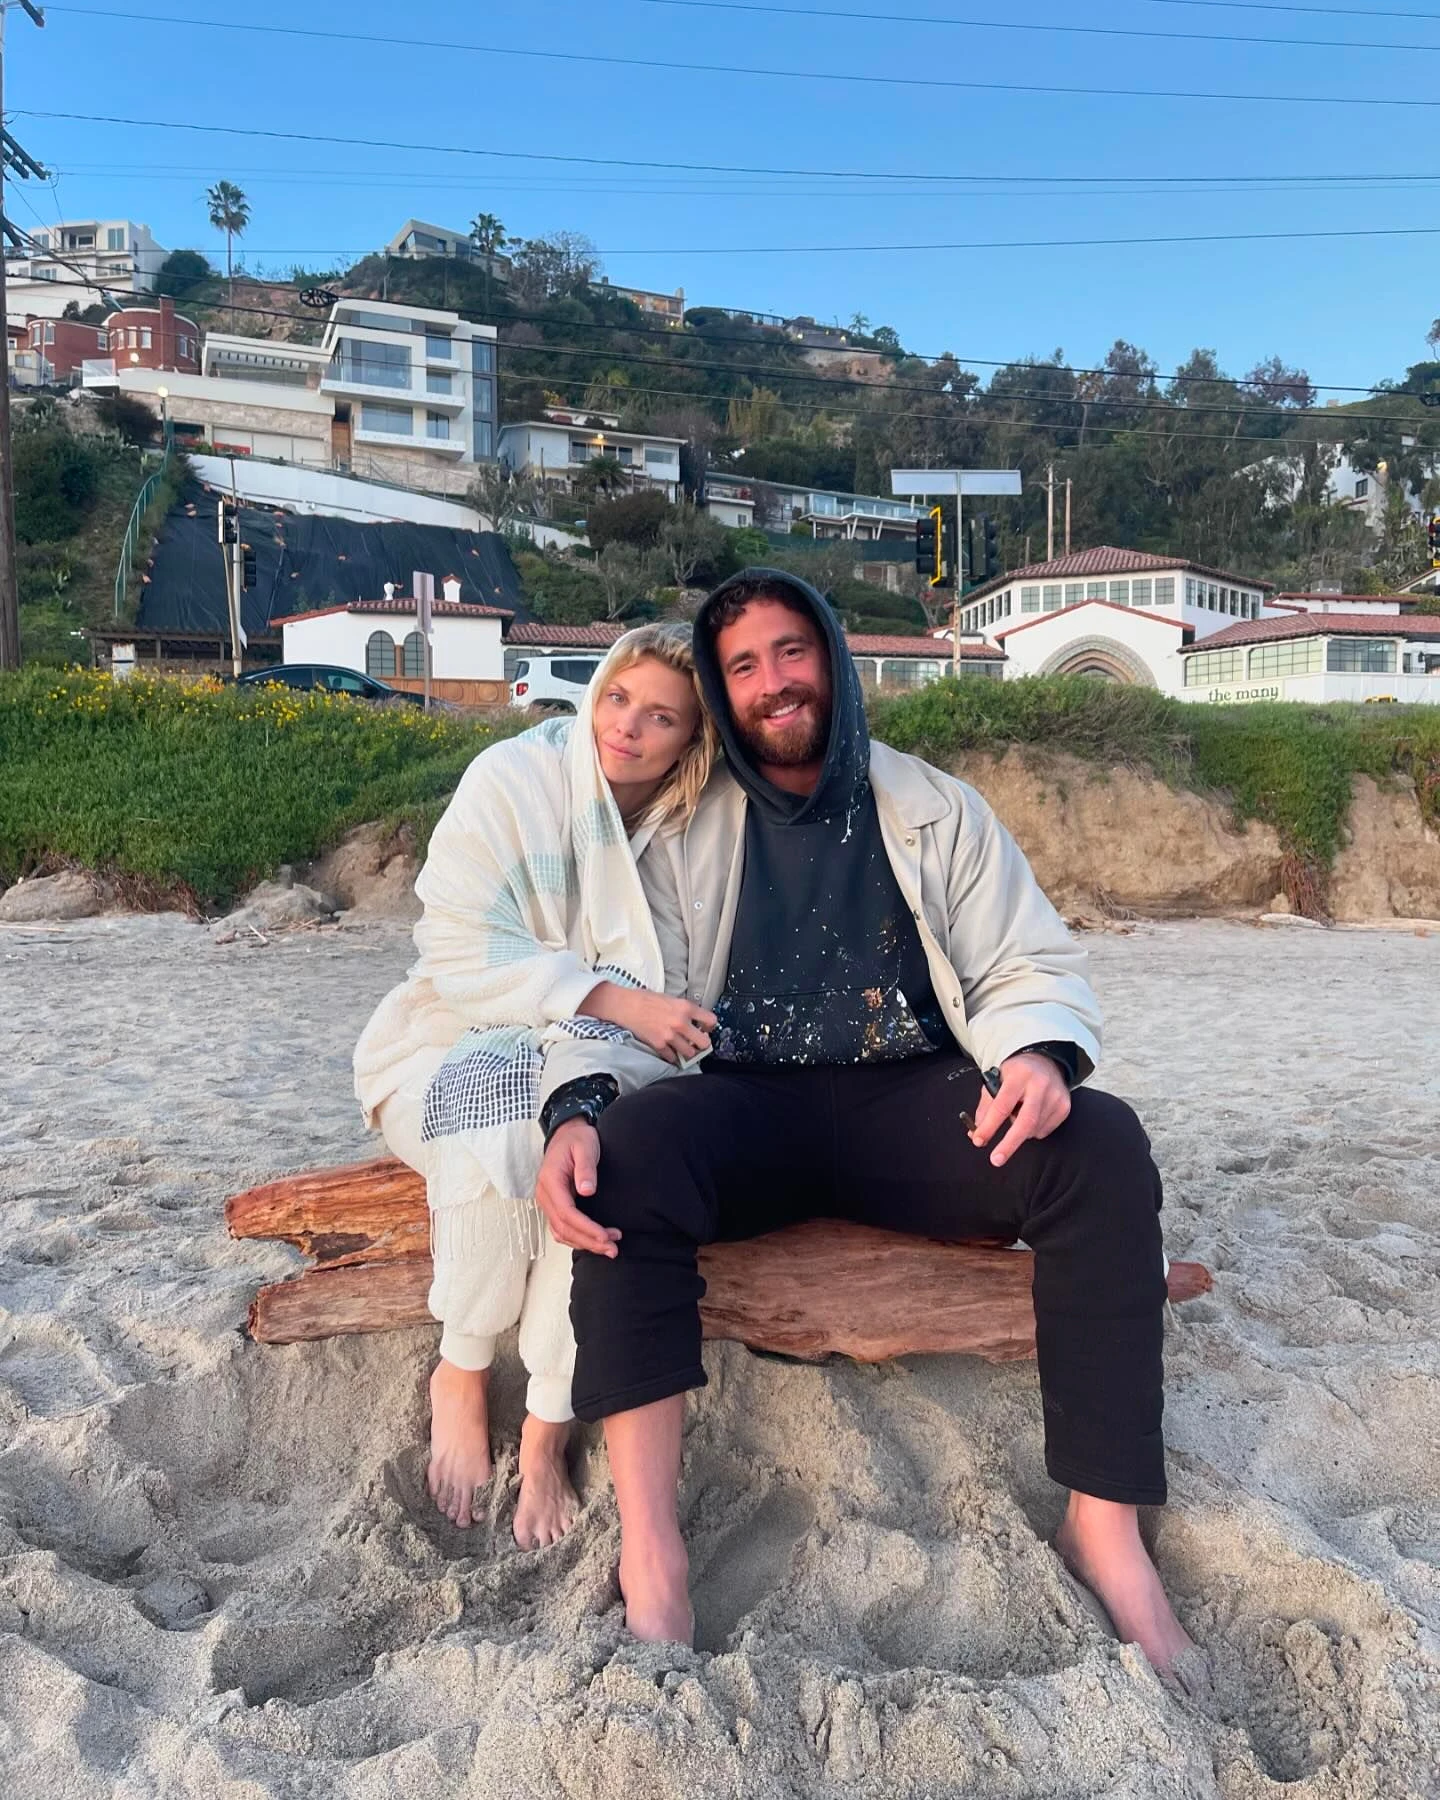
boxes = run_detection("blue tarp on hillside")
[137,483,528,638]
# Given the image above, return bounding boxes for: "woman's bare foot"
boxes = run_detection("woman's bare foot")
[1055,1493,1196,1682]
[426,1359,493,1528]
[619,1529,694,1645]
[513,1414,580,1550]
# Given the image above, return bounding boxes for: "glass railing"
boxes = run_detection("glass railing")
[327,358,410,389]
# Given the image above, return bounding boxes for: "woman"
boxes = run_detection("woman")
[354,624,718,1548]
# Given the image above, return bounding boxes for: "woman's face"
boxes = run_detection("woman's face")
[593,656,700,794]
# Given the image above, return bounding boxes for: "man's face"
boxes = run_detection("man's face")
[714,598,832,769]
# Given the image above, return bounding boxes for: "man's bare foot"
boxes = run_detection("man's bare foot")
[619,1530,694,1645]
[514,1414,580,1550]
[1055,1493,1197,1683]
[426,1359,493,1528]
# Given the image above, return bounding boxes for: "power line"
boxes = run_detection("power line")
[634,0,1440,54]
[28,9,1440,109]
[1145,0,1440,21]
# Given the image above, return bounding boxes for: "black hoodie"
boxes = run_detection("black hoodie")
[692,569,948,1066]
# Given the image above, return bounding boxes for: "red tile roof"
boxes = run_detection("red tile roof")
[507,621,1003,658]
[507,622,627,647]
[993,599,1189,643]
[285,600,513,624]
[963,544,1272,604]
[1179,611,1440,651]
[1273,592,1417,605]
[849,632,1002,659]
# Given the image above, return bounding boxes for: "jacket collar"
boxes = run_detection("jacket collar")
[697,743,949,831]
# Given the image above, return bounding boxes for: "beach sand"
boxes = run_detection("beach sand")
[1,913,1437,1798]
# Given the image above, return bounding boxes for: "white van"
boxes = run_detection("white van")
[509,654,603,713]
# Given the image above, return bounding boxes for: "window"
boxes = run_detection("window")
[44,323,55,344]
[645,446,678,467]
[1184,650,1244,687]
[1185,578,1198,607]
[427,371,453,394]
[127,328,138,349]
[140,328,152,350]
[1020,585,1040,613]
[1249,639,1322,679]
[1065,582,1084,605]
[402,630,426,677]
[551,659,601,685]
[471,339,496,375]
[1155,577,1176,605]
[424,333,453,360]
[1326,638,1396,673]
[334,337,410,388]
[880,658,942,688]
[571,439,598,463]
[426,411,451,440]
[340,309,411,333]
[106,227,126,250]
[98,331,108,351]
[1043,584,1063,611]
[472,375,496,416]
[360,402,413,435]
[1109,580,1130,605]
[1131,578,1152,606]
[473,419,494,459]
[1354,477,1369,499]
[1087,581,1107,601]
[323,670,370,695]
[365,631,398,678]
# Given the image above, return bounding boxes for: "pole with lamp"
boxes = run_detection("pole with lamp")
[156,384,171,455]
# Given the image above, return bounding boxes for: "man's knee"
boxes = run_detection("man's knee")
[1047,1086,1160,1209]
[589,1081,708,1233]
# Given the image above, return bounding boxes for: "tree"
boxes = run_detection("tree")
[592,542,664,620]
[156,248,214,300]
[658,503,728,589]
[469,211,507,313]
[571,455,629,501]
[588,489,672,552]
[206,181,250,308]
[1244,355,1315,411]
[467,462,543,536]
[508,231,600,306]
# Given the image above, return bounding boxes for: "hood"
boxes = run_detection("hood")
[693,566,869,826]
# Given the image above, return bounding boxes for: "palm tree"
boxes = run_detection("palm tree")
[206,180,251,310]
[469,211,507,314]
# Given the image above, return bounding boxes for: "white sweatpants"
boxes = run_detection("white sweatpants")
[375,1053,576,1424]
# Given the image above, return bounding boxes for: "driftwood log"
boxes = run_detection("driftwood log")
[227,1156,1212,1365]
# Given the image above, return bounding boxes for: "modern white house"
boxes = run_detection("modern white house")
[953,545,1439,704]
[85,298,499,497]
[1259,442,1438,532]
[498,411,683,500]
[281,580,513,706]
[384,219,511,281]
[6,217,167,318]
[703,472,928,541]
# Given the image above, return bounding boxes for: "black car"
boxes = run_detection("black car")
[233,664,427,706]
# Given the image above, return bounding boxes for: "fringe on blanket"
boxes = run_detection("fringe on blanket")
[426,1133,547,1266]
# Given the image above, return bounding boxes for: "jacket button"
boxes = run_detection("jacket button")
[951,996,961,1008]
[692,900,704,911]
[905,835,915,846]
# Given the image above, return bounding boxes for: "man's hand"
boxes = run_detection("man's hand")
[535,1120,620,1257]
[968,1052,1071,1168]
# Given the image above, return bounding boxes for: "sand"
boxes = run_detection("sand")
[1,912,1438,1798]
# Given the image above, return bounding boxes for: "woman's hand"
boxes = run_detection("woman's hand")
[582,981,716,1064]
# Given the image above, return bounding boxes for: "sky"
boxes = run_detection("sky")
[8,0,1439,400]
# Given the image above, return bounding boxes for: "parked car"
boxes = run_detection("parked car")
[509,655,603,714]
[234,664,426,707]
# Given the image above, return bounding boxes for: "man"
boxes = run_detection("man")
[533,569,1196,1683]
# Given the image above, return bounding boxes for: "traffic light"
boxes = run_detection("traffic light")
[241,545,257,590]
[982,513,1000,581]
[1430,514,1440,569]
[915,505,943,586]
[218,500,238,545]
[961,517,974,586]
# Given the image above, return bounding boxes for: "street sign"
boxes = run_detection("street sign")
[889,469,1022,498]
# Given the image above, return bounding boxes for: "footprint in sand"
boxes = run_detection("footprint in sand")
[691,1484,816,1651]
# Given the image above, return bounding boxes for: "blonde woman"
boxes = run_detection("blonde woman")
[354,625,718,1549]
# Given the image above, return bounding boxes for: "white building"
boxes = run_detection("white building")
[703,472,927,540]
[281,581,512,706]
[499,411,683,501]
[384,219,511,281]
[958,545,1439,704]
[6,218,166,319]
[1262,443,1437,533]
[85,298,499,497]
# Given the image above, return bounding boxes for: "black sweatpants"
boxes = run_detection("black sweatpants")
[570,1052,1169,1506]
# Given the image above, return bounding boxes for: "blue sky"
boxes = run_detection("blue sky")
[10,0,1438,397]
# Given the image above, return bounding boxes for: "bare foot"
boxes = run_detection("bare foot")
[619,1530,694,1645]
[1055,1493,1197,1684]
[426,1359,493,1528]
[513,1414,580,1550]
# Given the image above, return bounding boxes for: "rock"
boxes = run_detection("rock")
[304,822,420,922]
[214,878,337,938]
[1330,774,1440,922]
[0,870,111,923]
[1269,891,1294,915]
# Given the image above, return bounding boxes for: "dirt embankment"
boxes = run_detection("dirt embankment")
[951,749,1440,924]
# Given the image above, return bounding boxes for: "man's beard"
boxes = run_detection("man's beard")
[733,685,829,767]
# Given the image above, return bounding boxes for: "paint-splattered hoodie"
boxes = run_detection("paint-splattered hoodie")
[692,569,950,1066]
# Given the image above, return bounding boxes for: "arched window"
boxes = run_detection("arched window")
[365,631,397,678]
[402,630,426,678]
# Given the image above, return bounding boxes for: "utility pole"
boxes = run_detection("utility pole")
[1045,462,1056,562]
[1064,478,1073,555]
[0,1,49,672]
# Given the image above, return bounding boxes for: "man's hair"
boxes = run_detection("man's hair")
[704,573,814,642]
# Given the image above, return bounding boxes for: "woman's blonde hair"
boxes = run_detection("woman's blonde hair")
[594,622,718,827]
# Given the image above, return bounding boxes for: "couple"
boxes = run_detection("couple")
[355,567,1197,1685]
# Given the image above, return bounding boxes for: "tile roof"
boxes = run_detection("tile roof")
[507,622,628,647]
[507,621,1003,658]
[962,545,1273,605]
[284,600,513,624]
[849,632,1002,659]
[1273,592,1417,605]
[1179,611,1440,651]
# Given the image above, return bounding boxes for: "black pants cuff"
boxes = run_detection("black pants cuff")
[1045,1453,1167,1508]
[573,1364,708,1425]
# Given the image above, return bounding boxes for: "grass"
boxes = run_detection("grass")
[3,669,1437,916]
